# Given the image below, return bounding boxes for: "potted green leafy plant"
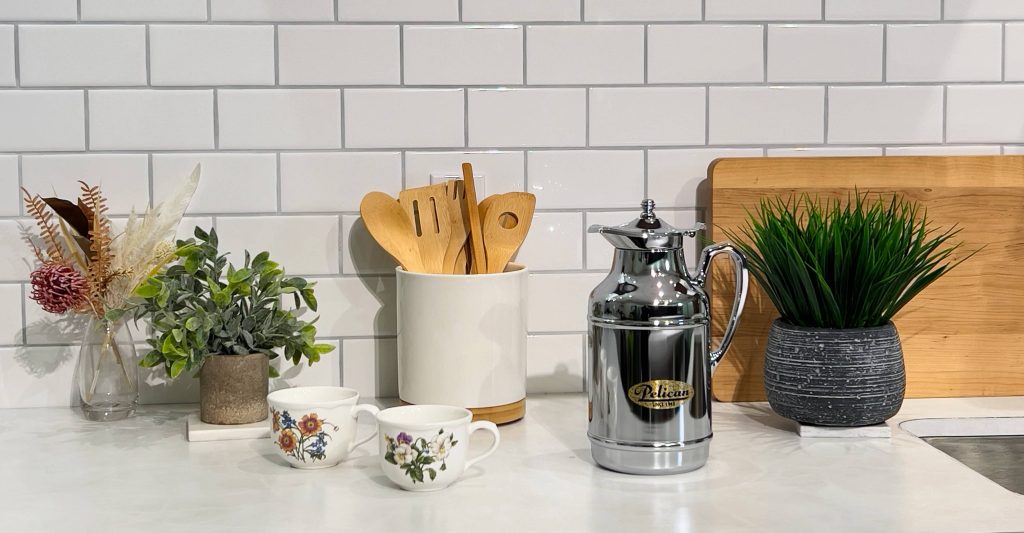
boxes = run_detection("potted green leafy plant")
[133,226,334,425]
[726,193,973,427]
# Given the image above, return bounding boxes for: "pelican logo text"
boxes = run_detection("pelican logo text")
[627,380,694,409]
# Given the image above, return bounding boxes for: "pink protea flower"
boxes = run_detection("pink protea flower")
[30,262,90,314]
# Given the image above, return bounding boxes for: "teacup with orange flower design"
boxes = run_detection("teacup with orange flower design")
[267,386,380,469]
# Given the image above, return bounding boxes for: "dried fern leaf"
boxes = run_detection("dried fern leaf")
[22,188,65,264]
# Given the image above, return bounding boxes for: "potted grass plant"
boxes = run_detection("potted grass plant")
[726,193,973,427]
[133,226,334,425]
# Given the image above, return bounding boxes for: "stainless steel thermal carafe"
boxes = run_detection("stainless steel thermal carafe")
[587,199,749,475]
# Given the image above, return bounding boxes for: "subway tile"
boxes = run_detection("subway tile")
[338,0,458,21]
[0,347,77,408]
[153,153,278,214]
[271,339,342,389]
[177,216,215,242]
[22,293,95,345]
[648,25,763,83]
[829,86,944,144]
[586,209,699,272]
[527,272,605,332]
[886,145,1001,155]
[648,148,763,209]
[278,25,400,85]
[887,24,1001,82]
[0,284,21,345]
[19,25,146,86]
[947,85,1024,143]
[303,277,396,337]
[139,363,199,405]
[766,147,884,157]
[468,88,585,147]
[404,151,525,192]
[709,87,824,145]
[1002,23,1024,81]
[0,155,17,216]
[89,90,213,150]
[0,221,33,281]
[81,0,208,21]
[584,0,701,21]
[404,26,522,85]
[527,25,643,84]
[463,0,579,21]
[1002,146,1024,154]
[216,215,340,275]
[515,212,584,271]
[219,89,341,149]
[0,26,12,86]
[589,87,705,147]
[825,0,940,20]
[344,89,464,149]
[22,154,149,215]
[944,0,1024,20]
[527,150,644,209]
[342,214,399,275]
[150,25,275,86]
[705,0,822,20]
[280,152,402,212]
[526,334,584,393]
[768,25,882,82]
[341,338,398,398]
[0,91,84,151]
[211,0,334,21]
[0,0,77,21]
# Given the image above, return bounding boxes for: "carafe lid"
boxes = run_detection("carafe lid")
[588,199,705,251]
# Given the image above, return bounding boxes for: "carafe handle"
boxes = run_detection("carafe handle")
[694,242,749,371]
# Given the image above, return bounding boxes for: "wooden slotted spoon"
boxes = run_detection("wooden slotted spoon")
[481,192,536,274]
[359,192,426,273]
[442,180,469,274]
[398,184,452,274]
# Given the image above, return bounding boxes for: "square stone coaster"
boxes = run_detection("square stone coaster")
[186,414,270,442]
[798,423,891,438]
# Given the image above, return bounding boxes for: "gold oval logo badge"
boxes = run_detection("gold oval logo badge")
[628,380,694,409]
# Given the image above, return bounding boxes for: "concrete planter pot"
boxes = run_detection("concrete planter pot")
[199,353,269,425]
[764,319,905,427]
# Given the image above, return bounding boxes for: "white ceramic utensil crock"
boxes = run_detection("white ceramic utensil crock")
[266,386,379,469]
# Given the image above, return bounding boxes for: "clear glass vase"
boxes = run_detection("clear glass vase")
[77,316,139,421]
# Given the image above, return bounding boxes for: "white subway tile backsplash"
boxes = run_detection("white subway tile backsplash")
[468,89,585,147]
[887,24,1002,82]
[338,0,458,21]
[89,90,213,150]
[216,215,340,275]
[527,272,605,332]
[706,0,822,21]
[81,0,208,21]
[150,25,275,86]
[0,156,17,216]
[211,0,334,21]
[22,154,149,215]
[345,89,464,149]
[1003,145,1024,153]
[648,25,764,83]
[527,25,644,85]
[272,340,342,389]
[585,0,701,21]
[343,214,399,275]
[19,25,146,86]
[0,0,76,21]
[280,152,403,212]
[586,209,699,272]
[341,338,398,398]
[709,87,825,145]
[886,145,1001,155]
[0,221,32,281]
[1003,23,1024,81]
[526,334,584,393]
[0,91,84,151]
[218,89,341,149]
[768,25,883,82]
[404,151,525,191]
[515,212,584,271]
[829,86,944,144]
[589,87,706,146]
[944,1,1024,20]
[463,0,579,22]
[308,277,397,337]
[825,0,940,20]
[0,284,21,345]
[528,150,644,209]
[947,85,1024,143]
[0,26,12,86]
[404,26,523,85]
[278,26,401,85]
[0,347,76,408]
[153,153,278,214]
[648,148,763,208]
[767,146,884,157]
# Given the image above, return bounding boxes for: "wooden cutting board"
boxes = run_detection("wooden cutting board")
[709,155,1024,401]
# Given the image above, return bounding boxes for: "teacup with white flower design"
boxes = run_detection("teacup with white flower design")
[267,386,379,469]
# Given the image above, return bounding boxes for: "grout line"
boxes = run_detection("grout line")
[400,150,407,190]
[522,25,528,84]
[459,0,464,22]
[585,88,590,147]
[823,86,830,143]
[16,154,22,215]
[643,25,648,84]
[82,91,90,150]
[463,88,469,147]
[522,150,529,193]
[147,153,154,207]
[1,19,1023,26]
[77,0,82,22]
[580,0,585,21]
[399,25,405,85]
[334,0,339,22]
[820,0,825,21]
[275,152,282,212]
[942,85,948,143]
[19,282,26,345]
[642,149,648,198]
[882,24,887,82]
[212,89,220,149]
[941,1,945,21]
[1003,22,1007,82]
[762,24,768,83]
[207,0,212,21]
[273,25,280,86]
[340,89,345,147]
[704,86,710,144]
[701,0,706,21]
[12,25,19,87]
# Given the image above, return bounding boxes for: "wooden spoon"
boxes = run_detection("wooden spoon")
[461,163,487,274]
[481,192,536,274]
[442,180,469,275]
[398,184,452,274]
[359,192,426,273]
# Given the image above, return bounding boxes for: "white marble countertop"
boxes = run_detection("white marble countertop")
[3,394,1024,532]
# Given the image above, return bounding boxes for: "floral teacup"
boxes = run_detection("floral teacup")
[376,405,500,491]
[266,386,380,469]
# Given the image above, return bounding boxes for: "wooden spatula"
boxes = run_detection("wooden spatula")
[461,163,487,274]
[398,184,452,274]
[359,192,426,273]
[481,192,536,274]
[442,180,469,275]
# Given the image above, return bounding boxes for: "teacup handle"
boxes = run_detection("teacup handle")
[464,421,501,472]
[348,404,380,453]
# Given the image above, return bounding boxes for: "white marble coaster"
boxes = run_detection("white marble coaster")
[186,414,270,442]
[798,423,891,438]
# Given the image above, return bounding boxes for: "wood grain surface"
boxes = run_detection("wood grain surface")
[709,156,1024,401]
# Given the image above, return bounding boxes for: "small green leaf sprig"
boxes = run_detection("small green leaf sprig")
[132,226,334,378]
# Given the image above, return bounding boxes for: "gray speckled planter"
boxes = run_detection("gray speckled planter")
[764,319,905,427]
